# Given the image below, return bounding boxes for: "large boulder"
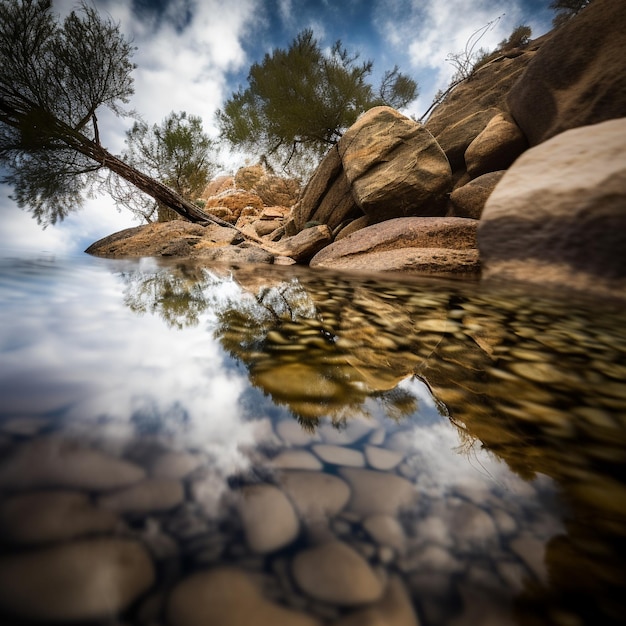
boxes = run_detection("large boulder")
[291,146,362,231]
[508,0,626,146]
[448,171,506,219]
[464,113,527,178]
[478,118,626,298]
[310,217,480,276]
[338,106,452,221]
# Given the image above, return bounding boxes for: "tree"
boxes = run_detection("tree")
[110,111,218,223]
[217,29,417,172]
[550,0,593,27]
[0,0,213,226]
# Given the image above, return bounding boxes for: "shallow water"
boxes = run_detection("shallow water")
[0,254,624,626]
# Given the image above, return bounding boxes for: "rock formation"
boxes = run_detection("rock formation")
[87,0,626,299]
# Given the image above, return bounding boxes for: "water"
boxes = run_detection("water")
[0,254,624,626]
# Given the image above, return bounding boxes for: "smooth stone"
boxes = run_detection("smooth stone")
[363,514,407,552]
[0,539,154,621]
[292,541,384,605]
[333,575,420,626]
[237,484,299,553]
[319,417,374,444]
[0,437,145,491]
[269,450,323,470]
[167,567,321,626]
[339,468,417,516]
[149,451,204,479]
[97,478,185,513]
[368,428,386,445]
[364,445,404,470]
[312,444,365,467]
[275,419,321,446]
[277,470,351,521]
[448,501,498,551]
[0,490,119,544]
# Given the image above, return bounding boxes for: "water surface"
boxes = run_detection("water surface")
[0,255,624,626]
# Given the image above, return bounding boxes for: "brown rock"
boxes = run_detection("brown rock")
[464,113,527,177]
[334,215,371,240]
[292,146,361,231]
[234,164,265,190]
[431,108,499,172]
[338,106,451,221]
[310,217,479,276]
[449,171,506,219]
[204,189,264,222]
[255,175,300,207]
[274,224,332,262]
[508,0,626,146]
[85,221,206,257]
[194,244,274,265]
[201,175,235,198]
[478,118,626,298]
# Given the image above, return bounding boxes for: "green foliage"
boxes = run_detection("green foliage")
[0,0,136,224]
[217,29,417,173]
[550,0,593,27]
[110,111,217,222]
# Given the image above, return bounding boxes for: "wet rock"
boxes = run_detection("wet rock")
[338,106,451,220]
[269,450,323,470]
[339,468,417,516]
[0,437,145,491]
[448,500,499,551]
[194,244,274,265]
[363,514,407,552]
[478,118,626,298]
[508,0,626,146]
[277,470,351,521]
[311,444,365,467]
[510,532,548,581]
[237,484,299,553]
[448,171,506,219]
[167,567,321,626]
[464,113,527,178]
[333,575,420,626]
[0,490,119,544]
[319,418,374,445]
[292,541,384,605]
[0,539,154,621]
[364,445,404,470]
[275,419,321,446]
[97,478,185,514]
[149,451,204,479]
[0,417,50,436]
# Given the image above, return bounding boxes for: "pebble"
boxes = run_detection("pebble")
[98,478,185,513]
[510,532,548,581]
[447,501,499,551]
[275,419,321,446]
[167,567,321,626]
[363,514,407,551]
[0,539,154,621]
[339,467,417,516]
[364,445,404,470]
[237,484,299,553]
[333,575,420,626]
[149,451,204,479]
[311,443,365,467]
[318,417,374,444]
[0,490,119,544]
[0,437,145,491]
[277,470,351,521]
[269,449,323,470]
[0,417,49,436]
[292,541,384,605]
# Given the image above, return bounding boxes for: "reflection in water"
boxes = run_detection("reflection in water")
[0,256,624,625]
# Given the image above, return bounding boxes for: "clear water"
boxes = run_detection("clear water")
[0,254,624,626]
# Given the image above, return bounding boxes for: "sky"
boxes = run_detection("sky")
[0,0,554,257]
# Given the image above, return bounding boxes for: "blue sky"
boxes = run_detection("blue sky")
[0,0,554,257]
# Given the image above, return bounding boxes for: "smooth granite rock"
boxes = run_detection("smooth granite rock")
[167,567,321,626]
[292,541,384,605]
[0,539,154,621]
[97,478,185,514]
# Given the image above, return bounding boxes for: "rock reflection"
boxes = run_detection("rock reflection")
[118,260,626,625]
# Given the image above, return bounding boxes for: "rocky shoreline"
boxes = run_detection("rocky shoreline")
[87,0,626,299]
